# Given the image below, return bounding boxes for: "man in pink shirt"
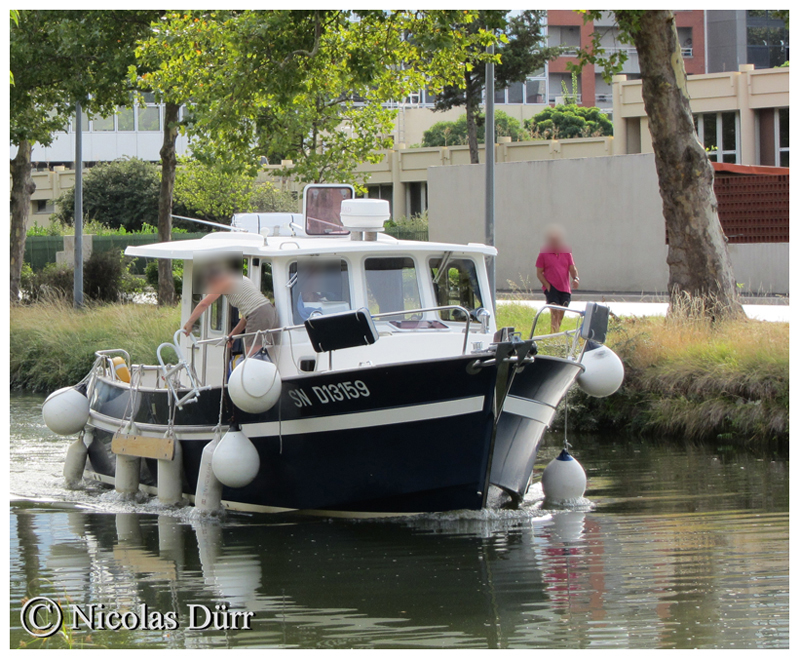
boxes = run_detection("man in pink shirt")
[535,226,580,333]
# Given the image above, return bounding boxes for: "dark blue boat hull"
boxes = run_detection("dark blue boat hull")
[87,355,498,514]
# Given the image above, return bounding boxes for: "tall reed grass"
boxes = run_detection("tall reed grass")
[10,300,181,391]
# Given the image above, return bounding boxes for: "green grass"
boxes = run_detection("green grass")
[10,300,181,392]
[496,302,580,337]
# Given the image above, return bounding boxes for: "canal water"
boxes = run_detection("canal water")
[10,392,789,649]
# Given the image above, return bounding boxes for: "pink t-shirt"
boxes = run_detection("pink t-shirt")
[535,248,575,293]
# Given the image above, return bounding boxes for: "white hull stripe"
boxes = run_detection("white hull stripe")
[502,395,556,425]
[242,395,486,438]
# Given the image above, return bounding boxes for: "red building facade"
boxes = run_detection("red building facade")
[547,10,706,108]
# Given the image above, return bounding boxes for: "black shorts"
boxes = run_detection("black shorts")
[544,286,571,307]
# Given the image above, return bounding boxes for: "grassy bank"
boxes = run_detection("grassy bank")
[498,303,789,445]
[10,301,181,392]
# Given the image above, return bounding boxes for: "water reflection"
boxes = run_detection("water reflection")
[10,494,788,649]
[9,393,789,648]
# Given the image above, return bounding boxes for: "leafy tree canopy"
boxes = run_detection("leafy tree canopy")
[136,10,499,185]
[173,158,297,224]
[526,104,613,140]
[422,110,527,147]
[11,10,157,148]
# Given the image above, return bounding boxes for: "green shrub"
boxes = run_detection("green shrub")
[525,104,613,140]
[145,259,183,296]
[20,251,144,303]
[422,110,527,147]
[54,158,161,232]
[83,250,130,302]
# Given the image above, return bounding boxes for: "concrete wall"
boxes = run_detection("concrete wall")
[427,154,788,295]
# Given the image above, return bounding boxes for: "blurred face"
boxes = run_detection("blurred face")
[545,227,566,250]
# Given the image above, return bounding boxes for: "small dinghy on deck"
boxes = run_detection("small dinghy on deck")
[43,185,623,517]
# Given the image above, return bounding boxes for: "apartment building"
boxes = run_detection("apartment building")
[546,10,706,109]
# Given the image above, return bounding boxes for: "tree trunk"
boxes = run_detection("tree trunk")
[464,69,480,165]
[157,102,180,306]
[10,140,36,303]
[632,11,744,320]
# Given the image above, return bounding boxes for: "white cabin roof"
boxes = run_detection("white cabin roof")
[125,231,497,260]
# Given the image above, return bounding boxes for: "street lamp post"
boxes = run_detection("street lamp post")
[485,43,496,311]
[73,100,84,308]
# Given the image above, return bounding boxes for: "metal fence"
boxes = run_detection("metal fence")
[24,236,64,272]
[24,232,207,273]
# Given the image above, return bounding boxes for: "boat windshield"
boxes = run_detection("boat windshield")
[429,257,484,322]
[289,259,352,323]
[365,257,422,321]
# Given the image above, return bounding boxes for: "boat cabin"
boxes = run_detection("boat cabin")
[125,185,498,390]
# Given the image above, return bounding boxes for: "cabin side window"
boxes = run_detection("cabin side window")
[190,292,224,334]
[429,257,484,322]
[209,297,224,332]
[289,259,352,324]
[364,257,422,320]
[259,259,274,302]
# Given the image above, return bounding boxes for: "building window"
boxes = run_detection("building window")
[494,76,548,105]
[525,78,546,104]
[137,105,161,131]
[777,107,789,167]
[548,73,581,104]
[694,111,739,163]
[117,107,135,131]
[746,11,789,68]
[677,27,694,58]
[92,114,115,132]
[548,25,580,50]
[35,200,54,215]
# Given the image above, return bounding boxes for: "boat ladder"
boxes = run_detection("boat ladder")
[157,330,214,409]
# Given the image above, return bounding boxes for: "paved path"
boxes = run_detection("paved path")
[497,299,790,323]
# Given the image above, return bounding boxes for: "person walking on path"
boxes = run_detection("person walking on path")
[535,226,580,333]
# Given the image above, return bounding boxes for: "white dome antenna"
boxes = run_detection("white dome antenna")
[340,198,390,241]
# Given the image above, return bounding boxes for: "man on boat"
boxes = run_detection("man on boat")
[535,225,580,333]
[183,261,278,355]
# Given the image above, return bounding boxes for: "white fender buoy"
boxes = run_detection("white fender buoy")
[212,429,260,489]
[115,455,141,497]
[195,435,224,513]
[578,342,624,398]
[228,359,282,414]
[542,449,587,504]
[158,439,184,505]
[63,431,90,488]
[42,386,90,436]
